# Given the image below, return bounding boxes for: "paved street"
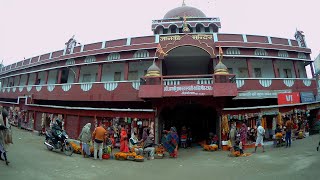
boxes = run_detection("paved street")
[1,127,319,180]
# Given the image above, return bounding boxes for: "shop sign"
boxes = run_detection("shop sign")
[261,108,279,115]
[307,103,320,110]
[277,92,301,105]
[235,90,292,99]
[300,92,315,103]
[163,84,213,96]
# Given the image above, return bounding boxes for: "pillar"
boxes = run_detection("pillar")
[57,69,62,84]
[272,59,280,78]
[45,71,49,84]
[293,61,300,78]
[310,63,315,78]
[246,58,253,78]
[97,64,103,82]
[155,114,159,144]
[75,66,81,83]
[17,75,21,86]
[25,74,30,85]
[33,111,37,131]
[34,72,39,85]
[124,62,129,80]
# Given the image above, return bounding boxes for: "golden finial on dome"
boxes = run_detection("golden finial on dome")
[146,59,161,77]
[182,0,186,6]
[214,46,229,75]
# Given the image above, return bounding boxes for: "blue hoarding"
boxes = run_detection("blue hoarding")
[300,92,315,103]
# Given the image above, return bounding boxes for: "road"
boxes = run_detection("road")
[0,127,319,180]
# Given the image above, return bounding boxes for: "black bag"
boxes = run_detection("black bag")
[94,139,103,143]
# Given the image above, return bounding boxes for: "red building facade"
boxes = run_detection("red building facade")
[0,4,318,145]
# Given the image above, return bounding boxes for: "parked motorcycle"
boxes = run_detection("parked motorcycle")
[44,130,73,156]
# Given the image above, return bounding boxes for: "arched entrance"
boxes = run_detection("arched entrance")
[162,46,212,76]
[159,102,219,145]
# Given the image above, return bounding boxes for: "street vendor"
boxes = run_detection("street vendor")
[129,132,143,155]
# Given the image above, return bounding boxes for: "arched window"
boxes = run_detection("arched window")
[66,59,75,65]
[226,48,241,55]
[107,53,121,60]
[196,24,204,33]
[278,51,289,58]
[298,52,307,59]
[134,50,149,58]
[84,56,96,63]
[155,26,164,35]
[169,25,178,34]
[254,49,268,56]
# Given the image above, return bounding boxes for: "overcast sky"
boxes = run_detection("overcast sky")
[1,0,319,66]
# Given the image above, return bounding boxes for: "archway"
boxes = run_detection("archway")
[159,102,218,145]
[162,46,212,76]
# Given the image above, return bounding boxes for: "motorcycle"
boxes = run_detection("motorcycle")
[44,130,73,156]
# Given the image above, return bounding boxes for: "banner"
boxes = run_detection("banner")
[163,84,213,97]
[277,92,300,105]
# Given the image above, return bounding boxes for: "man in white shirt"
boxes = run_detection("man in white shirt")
[254,121,265,153]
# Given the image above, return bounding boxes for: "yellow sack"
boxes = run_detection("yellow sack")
[227,140,232,147]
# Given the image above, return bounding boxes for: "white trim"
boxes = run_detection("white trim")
[242,34,247,42]
[29,58,32,64]
[236,78,314,80]
[0,44,158,76]
[101,41,106,49]
[218,54,312,62]
[216,43,310,53]
[267,37,272,44]
[288,39,292,46]
[213,33,218,42]
[223,101,320,111]
[49,52,53,59]
[80,45,84,52]
[38,56,41,62]
[0,57,158,80]
[126,37,131,46]
[155,35,160,43]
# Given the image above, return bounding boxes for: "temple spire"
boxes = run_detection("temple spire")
[182,0,186,6]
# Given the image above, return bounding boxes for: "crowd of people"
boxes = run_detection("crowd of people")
[77,123,182,160]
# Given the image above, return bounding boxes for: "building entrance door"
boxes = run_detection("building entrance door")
[159,103,218,146]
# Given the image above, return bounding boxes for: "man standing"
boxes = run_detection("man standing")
[254,121,265,153]
[285,119,293,148]
[92,124,107,160]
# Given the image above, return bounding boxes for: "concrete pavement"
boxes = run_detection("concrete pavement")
[0,127,319,180]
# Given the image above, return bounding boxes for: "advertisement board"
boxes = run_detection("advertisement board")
[277,92,301,105]
[300,92,315,103]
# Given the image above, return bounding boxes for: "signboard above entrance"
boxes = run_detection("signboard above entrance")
[300,91,315,103]
[277,92,301,105]
[160,34,213,41]
[234,90,292,99]
[163,84,213,97]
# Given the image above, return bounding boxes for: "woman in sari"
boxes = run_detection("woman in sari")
[163,127,179,158]
[120,126,129,153]
[240,123,247,150]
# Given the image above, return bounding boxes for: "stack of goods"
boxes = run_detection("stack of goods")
[155,145,165,159]
[203,144,218,151]
[134,155,144,162]
[275,133,283,139]
[222,115,229,135]
[70,142,81,154]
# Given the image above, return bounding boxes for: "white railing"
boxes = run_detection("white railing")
[235,78,315,89]
[163,78,214,86]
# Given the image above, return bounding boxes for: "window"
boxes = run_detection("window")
[283,69,292,78]
[226,48,241,55]
[84,56,96,63]
[254,49,268,56]
[238,68,248,78]
[228,68,233,74]
[82,74,91,82]
[107,53,120,61]
[298,53,307,59]
[254,68,262,78]
[133,50,149,58]
[278,51,289,58]
[114,72,121,81]
[128,71,138,80]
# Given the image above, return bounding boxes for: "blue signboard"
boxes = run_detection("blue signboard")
[300,92,315,103]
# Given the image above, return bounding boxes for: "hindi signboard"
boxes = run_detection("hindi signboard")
[300,91,315,103]
[234,90,292,99]
[163,84,213,97]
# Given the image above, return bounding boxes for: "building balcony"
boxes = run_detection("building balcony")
[0,77,316,102]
